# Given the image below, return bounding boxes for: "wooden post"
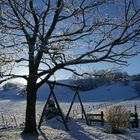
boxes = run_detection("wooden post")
[76,88,89,125]
[38,90,53,129]
[135,112,138,128]
[134,105,138,128]
[101,111,104,126]
[81,108,84,119]
[135,105,137,113]
[131,105,139,128]
[66,91,77,121]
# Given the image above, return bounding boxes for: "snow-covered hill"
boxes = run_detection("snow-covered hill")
[1,80,138,101]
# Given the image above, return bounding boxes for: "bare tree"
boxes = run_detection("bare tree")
[0,0,140,135]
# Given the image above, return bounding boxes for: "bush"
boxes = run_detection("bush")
[105,105,130,134]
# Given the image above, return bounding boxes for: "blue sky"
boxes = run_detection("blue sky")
[124,54,140,75]
[89,54,140,75]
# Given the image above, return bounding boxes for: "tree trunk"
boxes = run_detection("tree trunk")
[22,83,38,135]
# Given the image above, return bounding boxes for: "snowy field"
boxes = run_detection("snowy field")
[0,81,140,140]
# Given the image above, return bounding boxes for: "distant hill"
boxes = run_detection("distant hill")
[1,79,139,103]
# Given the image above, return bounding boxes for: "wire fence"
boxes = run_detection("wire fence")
[0,102,140,129]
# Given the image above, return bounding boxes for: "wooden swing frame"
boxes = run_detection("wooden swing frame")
[38,80,89,131]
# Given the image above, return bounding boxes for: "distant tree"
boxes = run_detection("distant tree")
[111,70,128,80]
[71,70,112,91]
[0,0,140,135]
[92,69,126,82]
[131,74,140,81]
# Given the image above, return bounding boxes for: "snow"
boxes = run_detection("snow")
[0,81,140,140]
[80,82,137,102]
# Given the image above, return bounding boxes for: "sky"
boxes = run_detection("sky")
[124,54,140,75]
[88,54,140,76]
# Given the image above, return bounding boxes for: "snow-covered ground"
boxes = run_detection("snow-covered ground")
[0,81,140,140]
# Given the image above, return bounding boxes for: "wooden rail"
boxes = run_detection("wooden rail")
[86,111,104,126]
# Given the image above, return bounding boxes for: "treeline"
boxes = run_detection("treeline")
[70,70,140,91]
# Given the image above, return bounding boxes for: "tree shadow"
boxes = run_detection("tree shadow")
[117,127,140,140]
[67,119,104,140]
[20,130,48,140]
[20,133,39,140]
[41,117,105,140]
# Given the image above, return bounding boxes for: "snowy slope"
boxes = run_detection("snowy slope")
[0,81,138,102]
[0,81,139,115]
[36,81,137,102]
[80,82,138,102]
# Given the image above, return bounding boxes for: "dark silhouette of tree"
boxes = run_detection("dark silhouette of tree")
[0,0,140,135]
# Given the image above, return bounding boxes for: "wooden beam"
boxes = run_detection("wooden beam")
[46,80,79,88]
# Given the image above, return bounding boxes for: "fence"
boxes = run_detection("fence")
[0,103,139,129]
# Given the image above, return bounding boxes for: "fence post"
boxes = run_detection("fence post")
[135,112,139,128]
[101,111,104,126]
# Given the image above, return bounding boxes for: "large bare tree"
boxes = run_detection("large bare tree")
[0,0,140,135]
